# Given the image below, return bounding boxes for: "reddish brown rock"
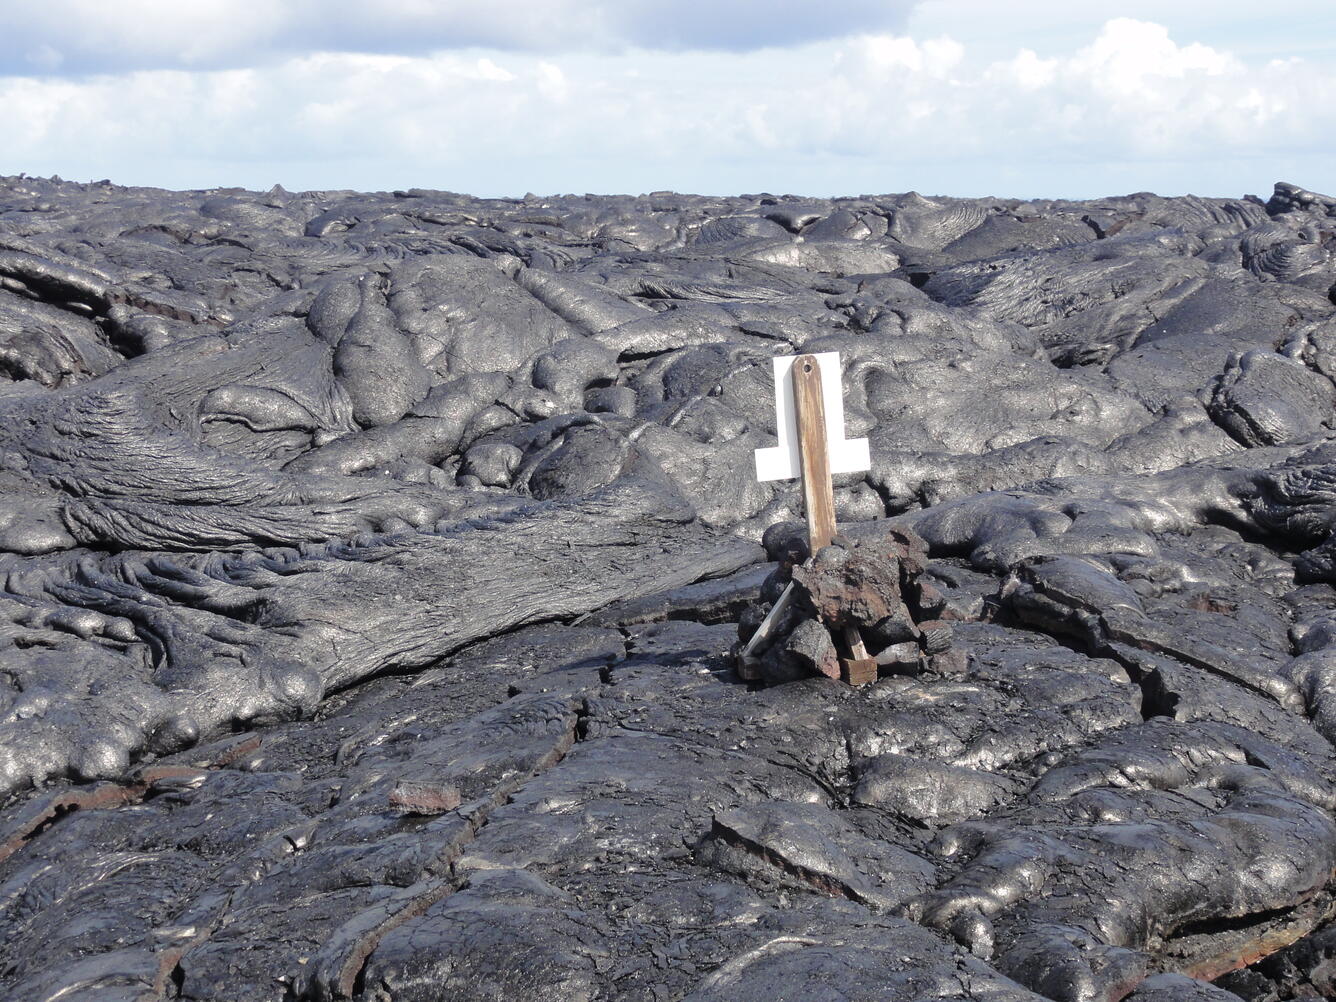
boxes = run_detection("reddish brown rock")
[792,544,902,631]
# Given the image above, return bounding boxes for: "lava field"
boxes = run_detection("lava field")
[1,175,1336,1001]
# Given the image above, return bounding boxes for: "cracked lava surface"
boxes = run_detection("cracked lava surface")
[1,176,1336,1001]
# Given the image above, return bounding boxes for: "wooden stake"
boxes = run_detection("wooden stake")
[792,355,877,685]
[792,356,837,554]
[737,580,795,678]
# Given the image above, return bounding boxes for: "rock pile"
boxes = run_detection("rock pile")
[737,523,967,683]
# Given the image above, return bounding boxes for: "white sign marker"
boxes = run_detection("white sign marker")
[754,352,870,482]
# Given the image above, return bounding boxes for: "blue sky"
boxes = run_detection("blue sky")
[2,0,1334,200]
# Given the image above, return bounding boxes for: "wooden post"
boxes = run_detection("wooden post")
[792,356,837,553]
[792,355,878,686]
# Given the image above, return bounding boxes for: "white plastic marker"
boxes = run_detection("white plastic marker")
[754,352,870,482]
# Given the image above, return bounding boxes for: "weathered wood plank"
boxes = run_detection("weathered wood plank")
[792,354,838,555]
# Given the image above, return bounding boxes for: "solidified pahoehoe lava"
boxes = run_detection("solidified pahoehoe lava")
[0,176,1335,1001]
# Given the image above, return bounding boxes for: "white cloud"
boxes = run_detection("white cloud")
[0,16,1333,199]
[1037,20,1326,156]
[796,18,1336,174]
[1070,18,1239,99]
[0,0,918,75]
[1000,50,1057,90]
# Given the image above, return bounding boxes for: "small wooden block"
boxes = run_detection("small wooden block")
[841,657,878,686]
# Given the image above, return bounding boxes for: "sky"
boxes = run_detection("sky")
[1,0,1334,200]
